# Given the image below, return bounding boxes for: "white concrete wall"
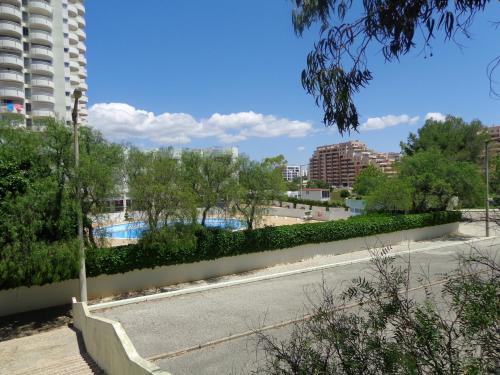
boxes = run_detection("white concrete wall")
[72,300,169,375]
[0,222,459,317]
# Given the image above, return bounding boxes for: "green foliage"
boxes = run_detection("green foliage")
[339,189,350,198]
[0,240,79,290]
[306,179,330,189]
[353,165,387,196]
[256,249,499,374]
[84,212,460,278]
[398,150,484,211]
[291,1,493,133]
[366,178,413,213]
[491,154,500,198]
[181,150,239,226]
[127,147,196,232]
[0,112,24,126]
[234,156,286,229]
[401,116,489,163]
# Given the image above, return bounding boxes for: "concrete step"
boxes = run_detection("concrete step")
[12,354,104,375]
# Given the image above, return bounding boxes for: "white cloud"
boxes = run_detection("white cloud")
[424,112,446,122]
[297,146,305,151]
[361,114,420,131]
[88,103,313,146]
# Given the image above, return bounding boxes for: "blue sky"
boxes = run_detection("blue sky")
[86,1,499,164]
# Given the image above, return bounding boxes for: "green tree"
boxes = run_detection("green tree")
[181,151,238,226]
[352,165,387,196]
[78,127,125,245]
[400,116,489,163]
[128,148,196,233]
[366,177,413,213]
[235,156,286,229]
[291,1,497,133]
[398,150,484,211]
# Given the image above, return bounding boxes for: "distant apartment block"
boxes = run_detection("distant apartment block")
[282,165,308,181]
[489,125,500,157]
[0,0,87,127]
[309,141,400,188]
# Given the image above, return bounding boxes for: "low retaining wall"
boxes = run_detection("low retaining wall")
[0,222,459,317]
[72,299,169,375]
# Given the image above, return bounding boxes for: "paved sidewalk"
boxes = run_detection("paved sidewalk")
[0,326,103,375]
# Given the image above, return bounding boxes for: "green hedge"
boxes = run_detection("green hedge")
[0,240,79,290]
[85,211,461,278]
[0,211,461,290]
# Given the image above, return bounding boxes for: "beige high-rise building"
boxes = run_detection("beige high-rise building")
[309,141,400,188]
[0,0,87,127]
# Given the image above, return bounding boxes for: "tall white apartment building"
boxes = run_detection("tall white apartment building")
[0,0,87,127]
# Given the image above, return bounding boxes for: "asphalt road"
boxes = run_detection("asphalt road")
[96,235,499,375]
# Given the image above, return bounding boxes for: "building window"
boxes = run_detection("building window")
[64,48,69,53]
[24,73,30,84]
[23,42,29,52]
[64,62,69,67]
[26,118,33,128]
[25,103,31,113]
[23,27,29,36]
[64,33,69,38]
[65,92,70,97]
[65,77,70,82]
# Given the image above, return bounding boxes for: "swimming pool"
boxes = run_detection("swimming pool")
[96,218,246,239]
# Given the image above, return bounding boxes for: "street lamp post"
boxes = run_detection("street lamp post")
[485,140,490,237]
[72,89,87,302]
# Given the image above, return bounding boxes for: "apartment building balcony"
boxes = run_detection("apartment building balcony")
[0,69,22,83]
[75,2,85,15]
[0,36,22,53]
[78,67,86,78]
[30,45,53,60]
[0,52,22,69]
[1,0,21,6]
[30,30,53,45]
[30,61,53,75]
[76,15,85,27]
[76,28,86,41]
[68,3,77,16]
[69,59,79,71]
[79,81,87,91]
[28,0,53,17]
[78,54,86,65]
[70,74,79,85]
[68,31,78,45]
[29,15,52,32]
[69,46,78,57]
[0,20,22,37]
[68,18,78,31]
[0,86,24,100]
[0,3,22,21]
[79,95,88,104]
[31,109,54,117]
[31,76,54,89]
[77,41,86,53]
[31,93,55,104]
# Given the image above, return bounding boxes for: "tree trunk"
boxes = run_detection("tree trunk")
[201,207,209,226]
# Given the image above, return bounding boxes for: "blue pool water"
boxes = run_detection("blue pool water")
[96,218,246,239]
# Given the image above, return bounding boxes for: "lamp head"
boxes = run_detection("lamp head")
[73,89,82,99]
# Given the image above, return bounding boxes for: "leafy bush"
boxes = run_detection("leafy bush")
[0,240,79,290]
[0,212,461,290]
[85,211,461,278]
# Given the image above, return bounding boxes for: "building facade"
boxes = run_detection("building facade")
[282,165,308,181]
[0,0,87,127]
[489,125,500,157]
[309,141,400,188]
